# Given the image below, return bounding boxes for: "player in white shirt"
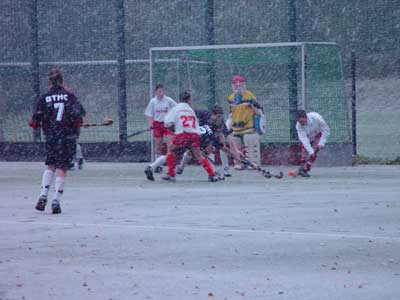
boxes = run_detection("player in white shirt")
[295,110,330,177]
[162,91,219,182]
[144,84,177,177]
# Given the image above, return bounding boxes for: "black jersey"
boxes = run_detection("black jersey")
[195,109,231,137]
[195,109,211,127]
[32,86,86,137]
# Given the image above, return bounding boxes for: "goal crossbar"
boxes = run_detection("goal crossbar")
[150,42,337,52]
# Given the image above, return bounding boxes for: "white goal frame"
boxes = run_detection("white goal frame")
[149,42,339,160]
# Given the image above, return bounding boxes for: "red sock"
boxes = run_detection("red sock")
[166,153,175,177]
[201,158,215,176]
[304,154,318,171]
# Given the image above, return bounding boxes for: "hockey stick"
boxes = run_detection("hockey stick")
[127,126,161,139]
[240,157,284,179]
[292,148,320,177]
[206,146,283,179]
[83,118,113,127]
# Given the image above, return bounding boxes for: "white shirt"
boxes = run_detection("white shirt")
[144,95,177,122]
[295,112,330,155]
[164,102,200,135]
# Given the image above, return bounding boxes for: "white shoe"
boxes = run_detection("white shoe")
[234,164,245,170]
[223,167,232,177]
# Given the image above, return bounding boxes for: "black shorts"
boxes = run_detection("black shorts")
[45,135,77,170]
[200,134,224,151]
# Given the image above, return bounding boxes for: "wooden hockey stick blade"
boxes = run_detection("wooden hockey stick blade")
[102,118,113,125]
[83,118,114,127]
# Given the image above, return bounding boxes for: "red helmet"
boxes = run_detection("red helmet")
[231,75,245,84]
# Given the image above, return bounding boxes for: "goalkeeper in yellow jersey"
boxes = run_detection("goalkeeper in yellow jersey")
[227,75,265,168]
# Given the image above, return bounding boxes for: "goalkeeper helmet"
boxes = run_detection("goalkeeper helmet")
[231,75,245,84]
[231,75,245,94]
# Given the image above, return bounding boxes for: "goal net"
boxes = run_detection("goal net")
[150,42,351,144]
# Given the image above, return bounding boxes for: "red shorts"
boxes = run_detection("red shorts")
[300,132,322,150]
[173,132,200,148]
[152,121,173,138]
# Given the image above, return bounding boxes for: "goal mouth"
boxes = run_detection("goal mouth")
[150,42,351,144]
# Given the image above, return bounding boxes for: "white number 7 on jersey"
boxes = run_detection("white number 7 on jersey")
[54,103,65,121]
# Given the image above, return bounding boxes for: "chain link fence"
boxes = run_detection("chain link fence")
[1,0,399,161]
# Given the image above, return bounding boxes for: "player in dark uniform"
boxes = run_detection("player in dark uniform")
[176,105,242,177]
[29,69,86,214]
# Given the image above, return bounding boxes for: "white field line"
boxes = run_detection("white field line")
[0,220,398,241]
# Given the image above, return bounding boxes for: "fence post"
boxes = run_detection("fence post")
[206,0,216,109]
[351,50,357,156]
[287,0,298,141]
[30,0,41,142]
[116,0,127,143]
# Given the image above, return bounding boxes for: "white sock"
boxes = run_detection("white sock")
[75,144,83,159]
[179,152,192,169]
[40,170,54,197]
[54,177,65,200]
[220,151,229,170]
[150,155,166,169]
[207,153,215,165]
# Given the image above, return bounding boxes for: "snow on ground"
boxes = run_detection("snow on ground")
[0,162,399,300]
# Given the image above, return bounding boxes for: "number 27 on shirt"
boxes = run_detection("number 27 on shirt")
[180,115,196,128]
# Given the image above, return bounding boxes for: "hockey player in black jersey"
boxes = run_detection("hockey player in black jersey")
[30,69,86,214]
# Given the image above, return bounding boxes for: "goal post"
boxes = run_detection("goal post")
[149,42,351,146]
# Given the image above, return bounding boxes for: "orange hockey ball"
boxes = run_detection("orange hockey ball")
[288,169,295,176]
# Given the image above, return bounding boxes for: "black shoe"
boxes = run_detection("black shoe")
[51,200,62,214]
[208,175,220,182]
[78,158,84,170]
[35,196,47,211]
[298,167,311,177]
[162,175,176,182]
[144,166,155,181]
[154,166,163,173]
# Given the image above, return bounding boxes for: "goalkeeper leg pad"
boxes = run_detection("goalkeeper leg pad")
[244,133,261,166]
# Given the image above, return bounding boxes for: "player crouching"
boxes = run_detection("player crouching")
[162,91,220,182]
[295,110,330,177]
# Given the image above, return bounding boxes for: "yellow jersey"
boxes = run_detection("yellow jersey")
[227,90,257,135]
